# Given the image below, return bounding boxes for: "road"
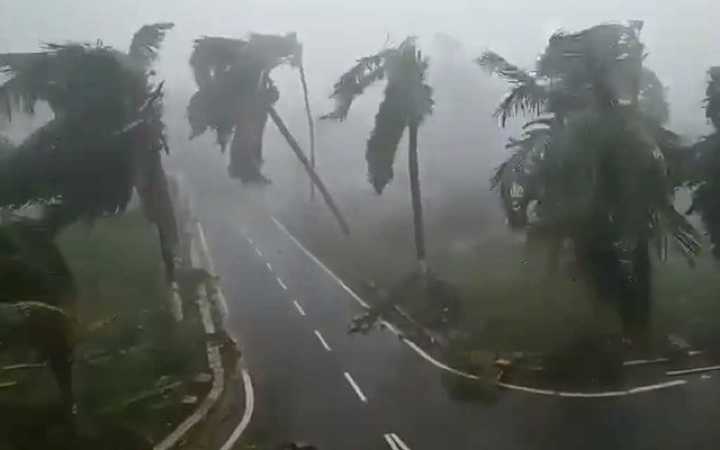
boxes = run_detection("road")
[199,207,720,450]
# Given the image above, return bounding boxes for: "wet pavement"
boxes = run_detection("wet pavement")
[199,205,720,450]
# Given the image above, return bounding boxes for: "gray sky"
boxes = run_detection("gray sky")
[1,0,718,136]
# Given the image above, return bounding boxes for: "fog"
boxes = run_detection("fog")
[2,0,719,236]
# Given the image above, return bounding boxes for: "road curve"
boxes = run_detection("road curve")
[198,206,720,450]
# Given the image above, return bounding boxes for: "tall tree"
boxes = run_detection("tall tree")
[187,33,348,234]
[0,23,176,414]
[478,23,699,338]
[687,67,720,258]
[0,22,178,280]
[323,38,433,273]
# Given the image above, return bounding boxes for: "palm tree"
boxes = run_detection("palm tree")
[187,32,348,234]
[322,38,433,273]
[687,67,720,259]
[0,22,178,280]
[0,23,176,414]
[478,23,699,338]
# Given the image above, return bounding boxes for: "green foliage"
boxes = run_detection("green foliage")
[688,67,720,258]
[480,22,698,334]
[187,33,303,183]
[128,22,174,69]
[322,48,393,120]
[0,37,171,231]
[707,67,720,129]
[325,38,433,193]
[476,52,547,127]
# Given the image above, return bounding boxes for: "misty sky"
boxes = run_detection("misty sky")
[1,0,718,135]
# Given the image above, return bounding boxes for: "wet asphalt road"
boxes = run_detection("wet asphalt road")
[199,207,720,450]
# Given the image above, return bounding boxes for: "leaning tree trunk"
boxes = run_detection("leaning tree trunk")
[298,63,316,200]
[622,236,652,341]
[267,107,350,236]
[408,122,427,275]
[134,151,179,283]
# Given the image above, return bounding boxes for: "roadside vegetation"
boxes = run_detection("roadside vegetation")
[0,211,207,449]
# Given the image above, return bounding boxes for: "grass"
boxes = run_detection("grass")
[281,199,720,357]
[0,210,208,449]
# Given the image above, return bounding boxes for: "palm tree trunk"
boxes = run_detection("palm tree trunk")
[408,122,427,275]
[229,98,270,183]
[625,236,652,340]
[298,63,316,200]
[134,153,179,283]
[267,107,350,236]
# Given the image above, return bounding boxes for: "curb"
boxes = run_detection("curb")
[270,216,690,399]
[153,175,254,450]
[152,226,225,450]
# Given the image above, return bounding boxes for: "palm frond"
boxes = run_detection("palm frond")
[639,68,669,125]
[187,32,298,153]
[0,53,47,121]
[705,66,720,130]
[491,126,550,228]
[128,22,174,69]
[321,48,392,120]
[476,51,547,126]
[655,205,702,264]
[189,36,247,88]
[0,43,169,226]
[363,38,433,194]
[366,82,408,193]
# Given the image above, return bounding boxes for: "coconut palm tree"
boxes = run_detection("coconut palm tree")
[322,38,433,273]
[0,22,178,280]
[478,23,699,338]
[684,67,720,261]
[0,22,176,415]
[187,32,348,234]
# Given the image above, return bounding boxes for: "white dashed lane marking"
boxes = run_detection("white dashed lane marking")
[314,330,332,351]
[383,434,400,450]
[277,277,288,290]
[292,300,306,317]
[265,262,273,272]
[389,434,411,450]
[344,372,367,403]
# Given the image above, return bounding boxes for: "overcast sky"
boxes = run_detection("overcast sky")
[1,0,718,134]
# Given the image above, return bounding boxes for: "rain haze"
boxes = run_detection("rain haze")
[2,1,720,449]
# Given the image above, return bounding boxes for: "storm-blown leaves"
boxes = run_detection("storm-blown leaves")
[705,67,720,129]
[326,38,433,193]
[476,51,547,126]
[366,83,407,193]
[0,45,144,222]
[687,67,720,258]
[128,22,174,69]
[187,33,300,182]
[479,22,699,335]
[0,25,177,268]
[322,48,393,120]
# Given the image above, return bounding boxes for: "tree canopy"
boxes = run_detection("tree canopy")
[187,32,303,182]
[0,23,178,278]
[479,22,699,335]
[323,38,433,193]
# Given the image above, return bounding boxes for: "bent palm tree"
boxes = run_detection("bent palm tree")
[0,22,178,280]
[323,38,433,272]
[0,23,176,413]
[187,33,348,234]
[478,23,699,337]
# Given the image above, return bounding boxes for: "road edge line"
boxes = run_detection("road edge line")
[196,221,257,450]
[153,235,225,450]
[271,216,689,398]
